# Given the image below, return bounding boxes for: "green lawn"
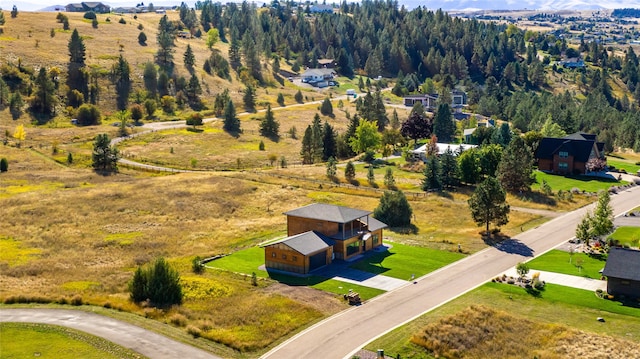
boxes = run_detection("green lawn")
[533,171,625,192]
[609,226,640,247]
[366,282,640,358]
[349,242,465,280]
[208,247,270,278]
[526,249,606,279]
[607,158,640,174]
[0,323,145,359]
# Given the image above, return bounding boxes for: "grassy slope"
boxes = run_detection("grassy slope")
[367,282,640,358]
[0,322,146,359]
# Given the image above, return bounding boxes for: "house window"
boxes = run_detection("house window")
[372,234,379,245]
[282,254,287,260]
[292,256,297,262]
[347,242,360,256]
[559,162,569,170]
[271,252,276,258]
[559,151,569,158]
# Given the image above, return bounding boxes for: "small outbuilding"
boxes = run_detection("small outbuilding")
[601,247,640,298]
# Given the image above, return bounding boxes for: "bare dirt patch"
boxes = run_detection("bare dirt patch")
[260,282,347,314]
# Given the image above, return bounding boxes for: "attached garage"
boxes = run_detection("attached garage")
[264,231,334,275]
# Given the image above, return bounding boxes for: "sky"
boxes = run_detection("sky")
[1,1,197,12]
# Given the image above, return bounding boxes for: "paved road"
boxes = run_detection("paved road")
[262,185,640,359]
[0,308,219,359]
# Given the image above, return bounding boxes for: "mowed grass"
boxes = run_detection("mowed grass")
[526,249,607,279]
[608,158,640,174]
[533,171,626,192]
[349,242,465,280]
[367,282,640,358]
[609,226,640,247]
[0,322,145,359]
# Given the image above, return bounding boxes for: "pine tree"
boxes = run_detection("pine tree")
[311,114,324,162]
[11,5,18,18]
[326,157,337,178]
[67,29,88,104]
[422,156,442,191]
[367,165,375,185]
[143,62,158,96]
[433,103,455,142]
[243,86,256,112]
[345,161,356,182]
[468,177,510,233]
[322,121,337,161]
[301,125,314,164]
[440,147,459,189]
[497,136,535,193]
[223,99,241,133]
[183,44,195,71]
[259,104,279,138]
[320,98,333,116]
[112,55,131,110]
[373,191,413,227]
[30,67,57,118]
[384,168,395,189]
[92,133,119,172]
[294,90,303,103]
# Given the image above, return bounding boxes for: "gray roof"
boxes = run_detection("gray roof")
[602,247,640,281]
[285,203,372,224]
[267,231,334,255]
[367,216,388,232]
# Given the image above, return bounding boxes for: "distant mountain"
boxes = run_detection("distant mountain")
[401,0,640,11]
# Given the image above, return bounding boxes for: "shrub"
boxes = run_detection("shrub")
[373,190,413,227]
[118,17,126,24]
[83,11,96,20]
[129,257,183,308]
[259,140,265,151]
[192,256,204,274]
[70,295,83,306]
[76,104,101,126]
[169,313,188,327]
[186,325,202,337]
[0,158,8,172]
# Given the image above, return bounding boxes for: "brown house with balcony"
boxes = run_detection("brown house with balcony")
[535,132,605,175]
[264,203,387,274]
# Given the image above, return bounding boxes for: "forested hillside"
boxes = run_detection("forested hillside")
[2,1,640,151]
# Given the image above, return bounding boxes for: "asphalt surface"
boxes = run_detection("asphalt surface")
[262,185,640,359]
[0,308,220,359]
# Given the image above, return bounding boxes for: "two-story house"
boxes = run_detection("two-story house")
[535,132,605,175]
[263,204,387,274]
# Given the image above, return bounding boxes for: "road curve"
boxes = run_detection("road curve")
[0,308,220,359]
[262,185,640,359]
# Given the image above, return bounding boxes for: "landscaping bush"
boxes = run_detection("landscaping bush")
[129,257,183,308]
[0,158,8,172]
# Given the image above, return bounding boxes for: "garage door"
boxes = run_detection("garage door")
[309,251,327,271]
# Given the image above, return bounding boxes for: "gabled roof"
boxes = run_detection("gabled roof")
[535,132,599,163]
[367,216,388,232]
[266,231,334,255]
[602,247,640,281]
[285,203,371,224]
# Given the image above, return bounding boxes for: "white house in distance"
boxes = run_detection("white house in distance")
[409,143,477,162]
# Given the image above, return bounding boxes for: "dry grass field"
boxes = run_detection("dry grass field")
[411,305,640,359]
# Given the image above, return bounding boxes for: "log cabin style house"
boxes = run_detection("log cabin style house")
[264,204,387,275]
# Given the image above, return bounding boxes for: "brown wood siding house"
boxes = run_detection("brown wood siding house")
[535,132,605,175]
[264,204,387,274]
[602,247,640,298]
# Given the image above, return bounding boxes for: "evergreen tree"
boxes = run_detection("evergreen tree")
[320,98,333,116]
[243,86,256,112]
[129,258,182,308]
[497,137,535,193]
[30,67,56,118]
[9,92,23,120]
[433,103,455,142]
[440,147,459,189]
[185,74,202,109]
[0,10,5,25]
[591,190,614,239]
[259,104,279,138]
[301,125,314,164]
[367,165,375,185]
[384,168,396,189]
[373,191,412,227]
[138,31,147,45]
[92,133,119,172]
[223,99,241,133]
[468,177,510,233]
[345,161,356,182]
[143,62,157,96]
[422,156,442,191]
[11,5,18,18]
[67,29,88,105]
[112,55,131,110]
[326,156,337,178]
[311,114,324,162]
[183,44,195,71]
[322,121,337,161]
[294,90,303,103]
